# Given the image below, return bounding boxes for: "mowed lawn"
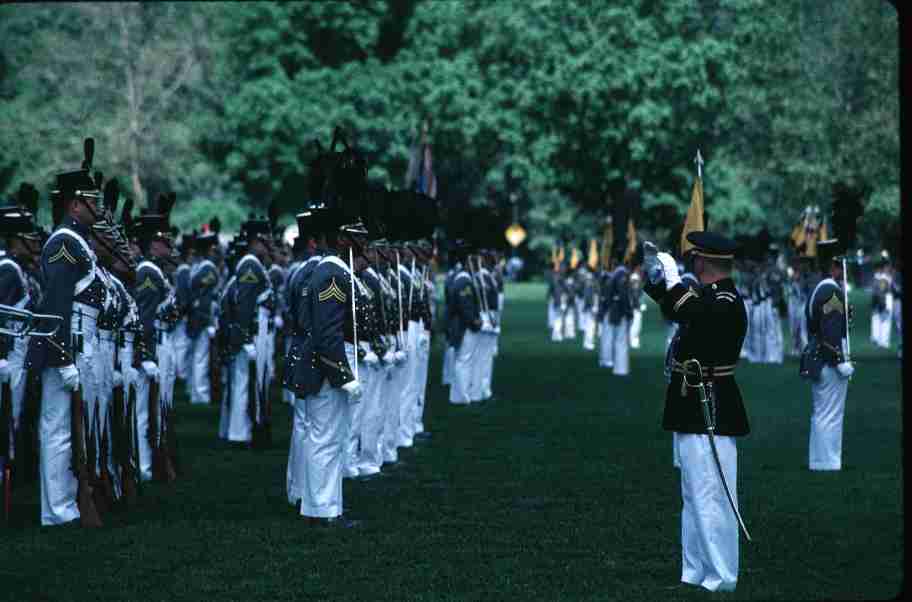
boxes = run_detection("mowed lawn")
[1,282,903,601]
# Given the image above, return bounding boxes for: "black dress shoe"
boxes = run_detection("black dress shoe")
[324,516,361,529]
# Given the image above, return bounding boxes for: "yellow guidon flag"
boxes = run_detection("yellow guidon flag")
[587,238,599,270]
[569,246,580,270]
[623,216,637,264]
[680,171,704,256]
[551,245,565,272]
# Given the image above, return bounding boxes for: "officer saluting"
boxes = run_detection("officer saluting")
[644,231,750,593]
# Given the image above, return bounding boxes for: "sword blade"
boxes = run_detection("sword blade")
[705,430,752,542]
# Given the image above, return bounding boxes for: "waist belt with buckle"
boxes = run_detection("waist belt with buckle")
[670,359,736,379]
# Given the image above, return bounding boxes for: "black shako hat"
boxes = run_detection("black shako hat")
[0,205,41,238]
[816,238,842,268]
[194,231,218,253]
[685,231,739,260]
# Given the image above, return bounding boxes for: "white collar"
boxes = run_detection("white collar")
[237,253,265,272]
[137,260,165,282]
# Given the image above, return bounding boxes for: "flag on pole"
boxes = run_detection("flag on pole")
[406,120,437,199]
[680,168,705,256]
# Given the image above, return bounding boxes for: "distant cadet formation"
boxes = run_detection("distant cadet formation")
[0,130,508,528]
[546,188,646,377]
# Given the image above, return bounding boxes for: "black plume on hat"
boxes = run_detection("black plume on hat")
[82,137,94,171]
[103,178,120,216]
[210,216,221,234]
[17,183,39,216]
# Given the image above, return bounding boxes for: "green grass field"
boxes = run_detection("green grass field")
[2,283,903,601]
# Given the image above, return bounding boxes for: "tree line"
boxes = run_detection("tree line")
[0,1,900,262]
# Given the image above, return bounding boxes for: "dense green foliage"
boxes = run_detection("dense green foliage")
[0,1,899,257]
[1,283,902,600]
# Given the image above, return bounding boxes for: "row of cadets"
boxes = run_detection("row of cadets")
[219,214,274,448]
[186,225,222,405]
[0,187,46,521]
[132,192,182,483]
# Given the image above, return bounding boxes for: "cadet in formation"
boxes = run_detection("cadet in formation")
[870,254,893,349]
[801,239,854,471]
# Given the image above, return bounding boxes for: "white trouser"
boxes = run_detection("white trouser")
[227,352,253,443]
[747,303,764,363]
[871,310,891,348]
[442,345,454,386]
[450,331,477,404]
[287,394,308,505]
[397,325,419,447]
[788,300,807,356]
[809,365,848,470]
[134,369,156,482]
[2,336,29,468]
[612,318,630,376]
[480,330,496,400]
[630,309,643,349]
[764,307,783,364]
[582,310,597,350]
[299,379,348,518]
[189,332,211,404]
[563,307,576,339]
[414,327,430,432]
[678,433,739,592]
[599,317,614,368]
[173,319,191,383]
[575,299,585,333]
[358,361,386,475]
[551,309,565,342]
[381,363,398,464]
[547,300,557,331]
[39,368,81,525]
[469,328,490,402]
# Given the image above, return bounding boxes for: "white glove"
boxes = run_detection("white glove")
[207,326,217,339]
[141,361,159,380]
[58,364,80,392]
[656,252,681,290]
[382,351,396,365]
[0,359,9,380]
[341,380,362,402]
[124,366,140,386]
[394,350,406,364]
[274,316,284,330]
[836,362,854,378]
[640,304,647,312]
[112,370,123,388]
[363,351,379,365]
[244,344,257,360]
